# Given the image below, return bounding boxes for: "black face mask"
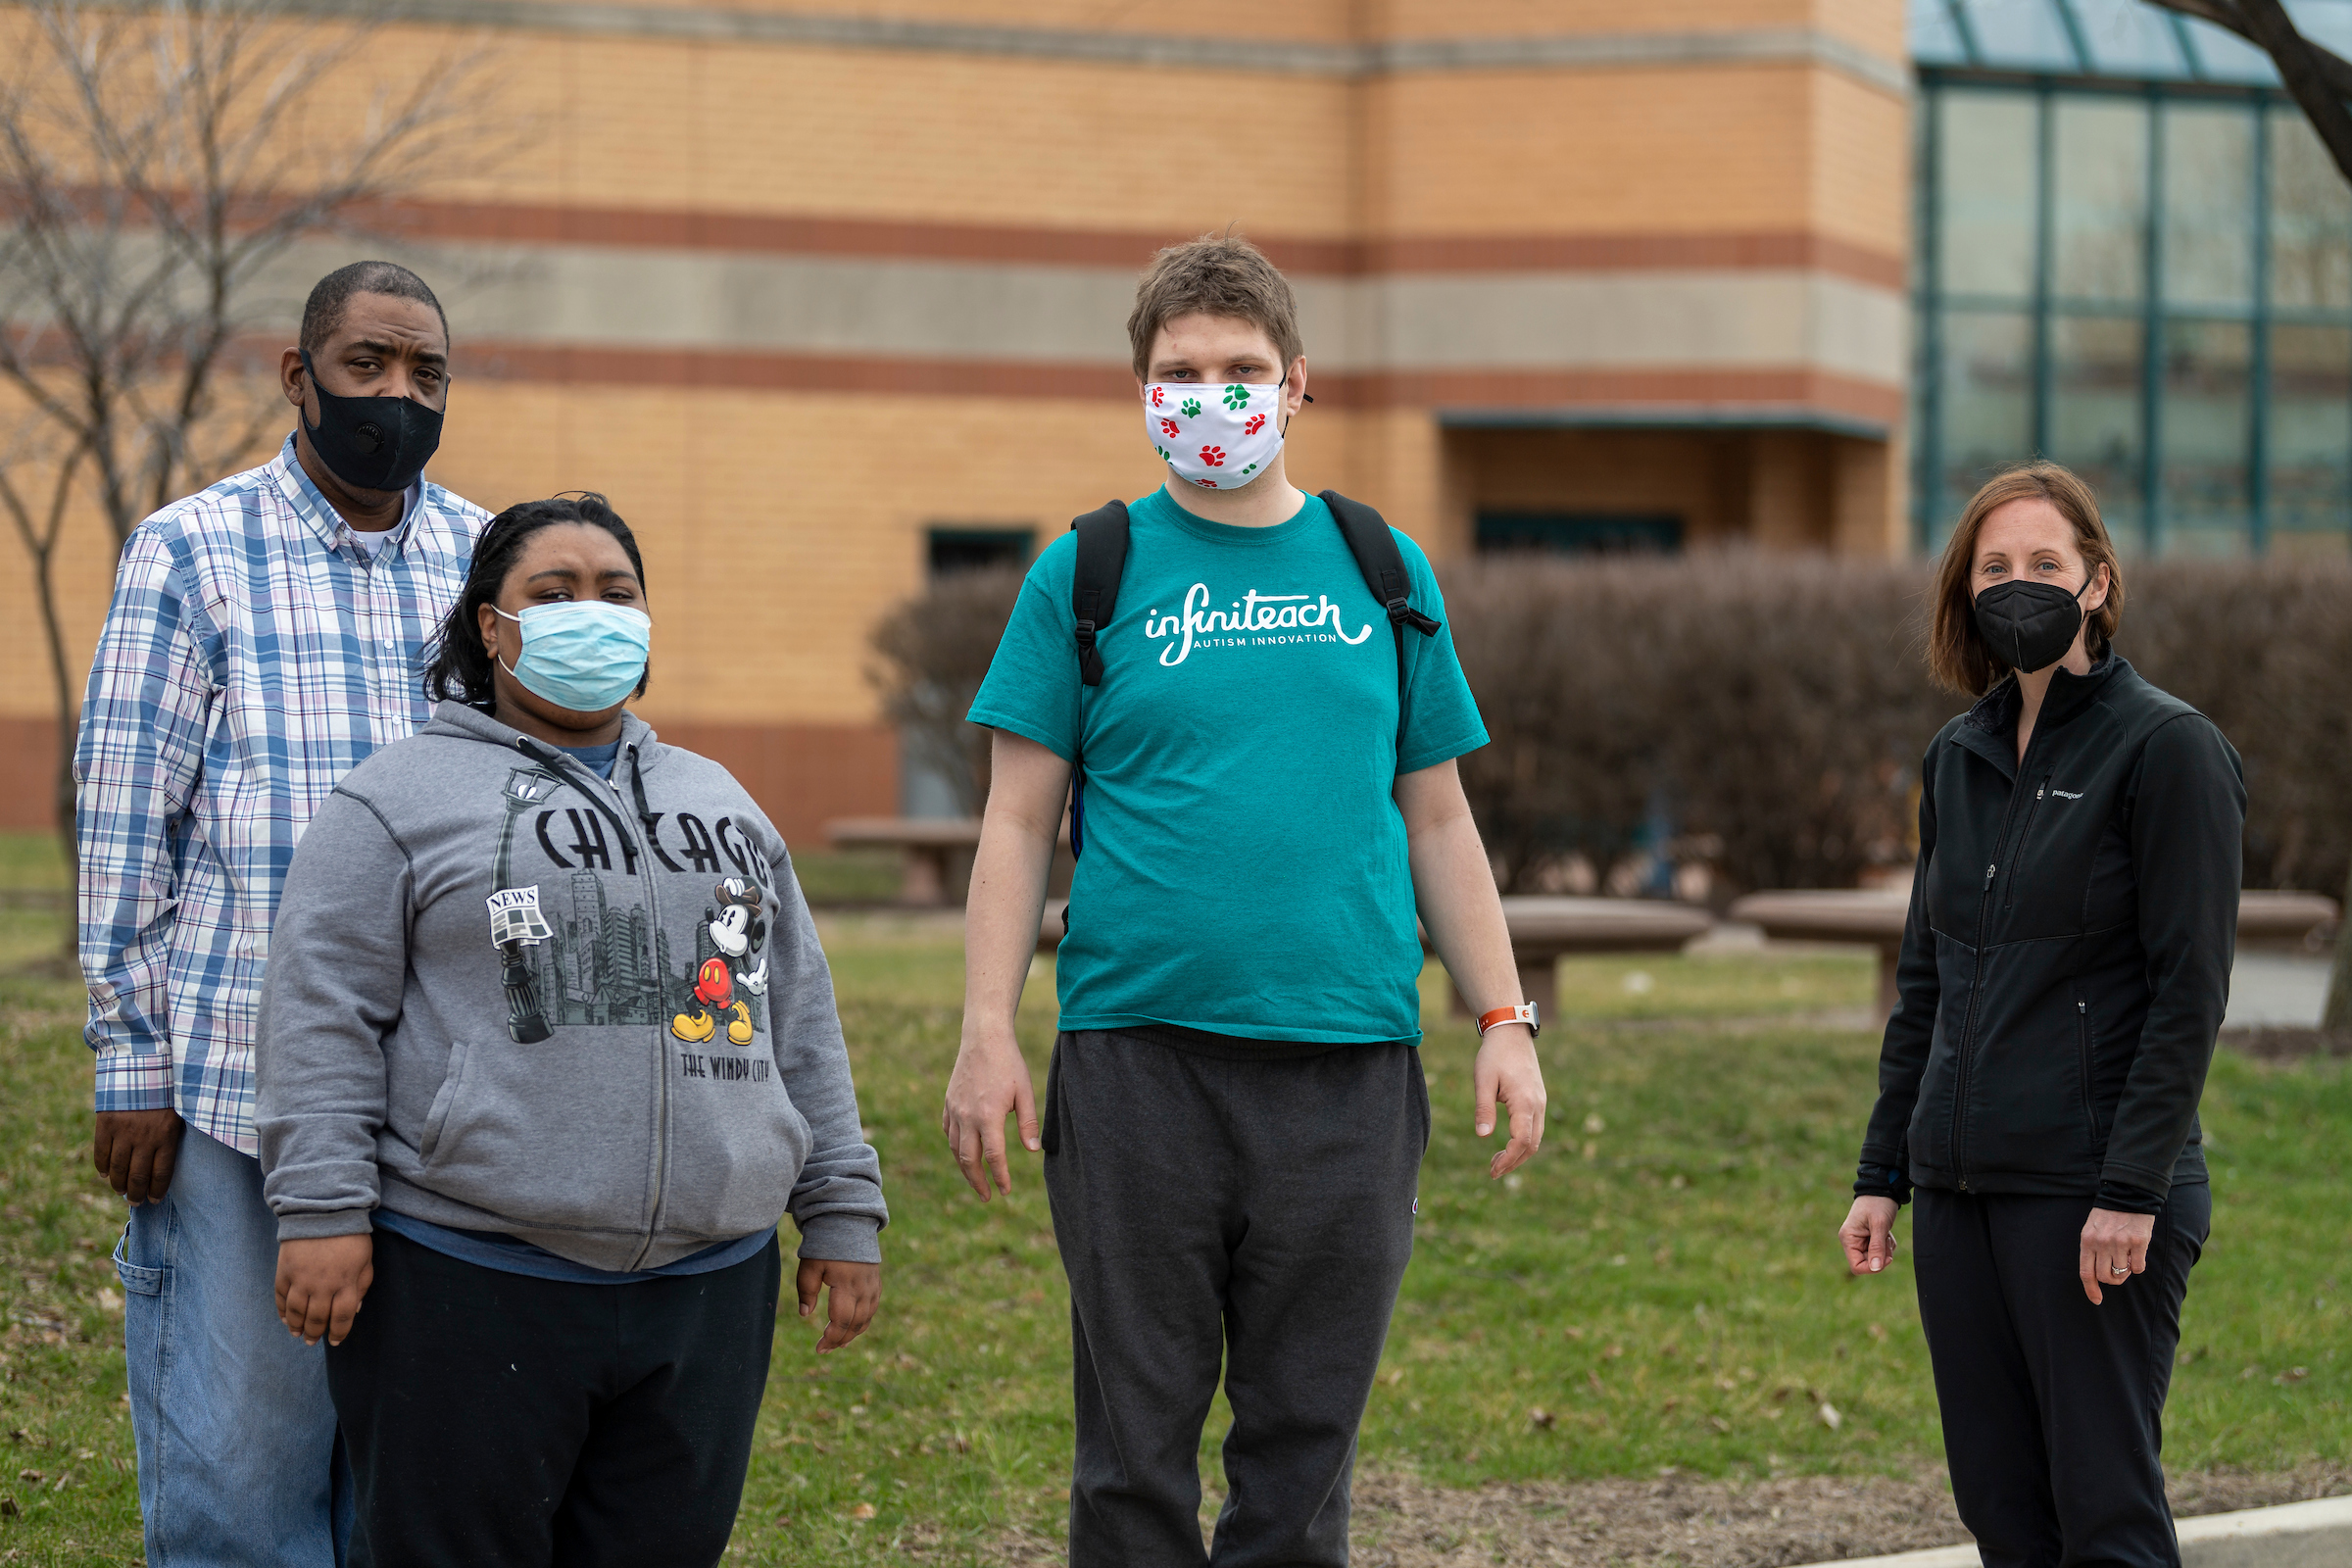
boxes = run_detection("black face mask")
[1973,575,2093,674]
[299,349,444,495]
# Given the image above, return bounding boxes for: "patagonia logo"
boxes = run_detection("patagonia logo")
[2050,789,2084,800]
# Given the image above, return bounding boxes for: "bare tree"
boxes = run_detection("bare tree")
[2145,0,2352,1034]
[0,0,496,905]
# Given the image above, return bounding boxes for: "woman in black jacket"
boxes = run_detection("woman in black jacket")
[1838,461,2244,1568]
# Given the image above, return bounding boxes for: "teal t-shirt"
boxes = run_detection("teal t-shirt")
[966,487,1488,1043]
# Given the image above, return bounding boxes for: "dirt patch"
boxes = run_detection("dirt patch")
[929,1463,2352,1566]
[1349,1467,1963,1567]
[1344,1462,2352,1567]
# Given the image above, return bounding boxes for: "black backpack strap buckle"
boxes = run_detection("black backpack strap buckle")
[1069,501,1129,690]
[1387,596,1441,637]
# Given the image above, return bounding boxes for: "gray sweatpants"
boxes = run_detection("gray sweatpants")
[1043,1029,1429,1568]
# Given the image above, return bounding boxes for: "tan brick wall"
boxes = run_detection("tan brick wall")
[1440,425,1901,554]
[1810,69,1914,257]
[354,28,1362,237]
[1371,0,1889,48]
[1364,65,1876,240]
[0,0,1913,834]
[505,0,1904,58]
[508,0,1360,42]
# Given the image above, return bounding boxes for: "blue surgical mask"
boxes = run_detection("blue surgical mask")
[495,601,651,713]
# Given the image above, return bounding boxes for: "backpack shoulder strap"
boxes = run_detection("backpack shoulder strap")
[1069,500,1130,687]
[1321,490,1441,765]
[1320,490,1440,638]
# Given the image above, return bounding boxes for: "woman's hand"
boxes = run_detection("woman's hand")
[797,1257,881,1352]
[1840,1196,1900,1275]
[2079,1207,2156,1304]
[275,1234,373,1347]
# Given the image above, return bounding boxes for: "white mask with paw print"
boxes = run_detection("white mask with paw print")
[1143,381,1287,490]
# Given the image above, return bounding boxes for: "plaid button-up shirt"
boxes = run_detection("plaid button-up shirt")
[76,437,487,1154]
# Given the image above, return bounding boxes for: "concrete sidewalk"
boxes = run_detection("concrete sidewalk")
[1792,1494,2352,1568]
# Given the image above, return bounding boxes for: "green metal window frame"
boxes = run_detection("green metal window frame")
[1913,61,2352,556]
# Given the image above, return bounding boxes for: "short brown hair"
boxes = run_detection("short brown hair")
[1928,461,2126,695]
[1126,233,1303,379]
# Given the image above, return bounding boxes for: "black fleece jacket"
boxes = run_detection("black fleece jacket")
[1856,656,2245,1214]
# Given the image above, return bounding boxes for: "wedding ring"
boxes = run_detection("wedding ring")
[2110,1264,2129,1276]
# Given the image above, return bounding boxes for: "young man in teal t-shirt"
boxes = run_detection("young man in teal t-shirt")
[947,234,1545,1567]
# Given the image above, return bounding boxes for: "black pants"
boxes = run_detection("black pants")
[1912,1186,2211,1568]
[325,1226,781,1568]
[1043,1030,1429,1568]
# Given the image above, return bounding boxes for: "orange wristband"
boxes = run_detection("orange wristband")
[1476,1002,1540,1038]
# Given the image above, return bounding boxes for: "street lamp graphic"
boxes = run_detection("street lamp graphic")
[490,768,561,1043]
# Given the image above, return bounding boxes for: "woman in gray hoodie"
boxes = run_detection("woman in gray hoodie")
[255,494,885,1567]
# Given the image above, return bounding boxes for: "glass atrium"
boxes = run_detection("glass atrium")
[1912,0,2352,554]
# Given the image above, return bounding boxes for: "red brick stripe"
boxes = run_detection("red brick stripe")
[352,196,1904,288]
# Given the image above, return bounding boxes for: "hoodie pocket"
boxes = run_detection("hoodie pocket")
[418,1037,656,1237]
[418,1039,472,1163]
[654,1054,813,1243]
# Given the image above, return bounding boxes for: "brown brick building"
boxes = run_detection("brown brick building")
[0,1,1912,841]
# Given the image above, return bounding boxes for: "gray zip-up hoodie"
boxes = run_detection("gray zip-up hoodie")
[255,703,885,1270]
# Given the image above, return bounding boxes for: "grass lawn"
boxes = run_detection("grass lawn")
[1,865,2344,1564]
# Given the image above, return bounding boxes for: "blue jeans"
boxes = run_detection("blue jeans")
[114,1126,351,1567]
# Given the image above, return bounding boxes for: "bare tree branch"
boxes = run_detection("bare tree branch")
[2144,0,2352,103]
[0,0,508,917]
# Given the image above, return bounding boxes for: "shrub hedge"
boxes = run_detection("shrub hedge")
[867,553,2352,900]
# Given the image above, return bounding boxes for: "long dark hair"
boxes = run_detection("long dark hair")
[424,493,650,708]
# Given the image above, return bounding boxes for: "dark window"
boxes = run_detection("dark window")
[1475,512,1685,556]
[927,527,1035,576]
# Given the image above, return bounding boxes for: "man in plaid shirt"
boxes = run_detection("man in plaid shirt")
[77,261,487,1566]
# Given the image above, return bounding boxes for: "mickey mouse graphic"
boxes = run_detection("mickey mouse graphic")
[670,877,768,1046]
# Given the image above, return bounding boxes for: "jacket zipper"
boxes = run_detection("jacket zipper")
[518,738,668,1271]
[1948,743,2044,1191]
[622,745,668,1271]
[2002,775,2053,909]
[2076,993,2100,1148]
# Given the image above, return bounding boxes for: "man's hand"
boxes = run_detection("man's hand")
[1840,1195,1900,1275]
[274,1234,373,1347]
[93,1108,185,1205]
[2079,1206,2156,1305]
[1473,1024,1544,1178]
[796,1257,881,1352]
[942,1029,1039,1200]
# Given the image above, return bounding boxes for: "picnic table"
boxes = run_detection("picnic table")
[1040,894,1713,1022]
[1728,887,2344,1019]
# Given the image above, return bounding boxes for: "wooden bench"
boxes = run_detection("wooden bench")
[824,817,981,906]
[1728,888,2344,1020]
[1040,894,1713,1021]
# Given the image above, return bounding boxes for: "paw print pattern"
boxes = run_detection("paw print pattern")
[1180,398,1203,417]
[1244,414,1266,435]
[1221,384,1250,410]
[1150,386,1165,407]
[1198,478,1219,488]
[1158,416,1180,437]
[1200,445,1226,467]
[1241,463,1257,475]
[1154,445,1171,462]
